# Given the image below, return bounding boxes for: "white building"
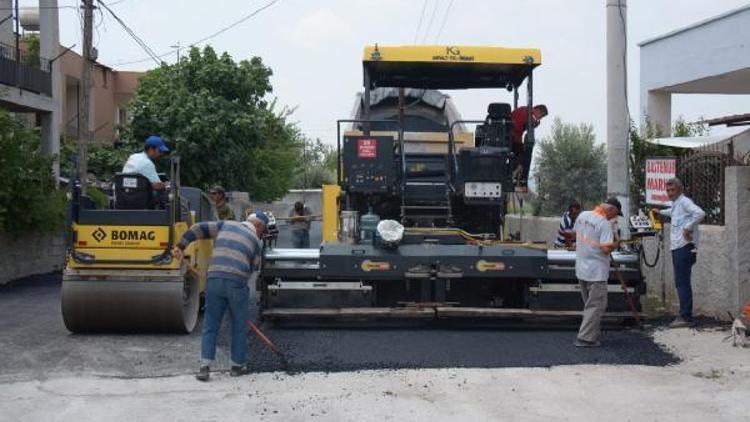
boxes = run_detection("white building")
[639,5,750,135]
[0,0,61,176]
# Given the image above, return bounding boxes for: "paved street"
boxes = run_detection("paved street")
[0,270,675,383]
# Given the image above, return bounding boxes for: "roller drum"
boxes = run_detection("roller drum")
[61,274,200,333]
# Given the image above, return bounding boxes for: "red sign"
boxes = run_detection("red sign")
[645,157,677,205]
[357,139,377,158]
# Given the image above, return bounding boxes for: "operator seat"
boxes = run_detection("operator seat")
[113,173,154,210]
[475,102,512,149]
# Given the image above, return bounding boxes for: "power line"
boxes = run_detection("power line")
[412,0,428,44]
[109,0,281,67]
[97,0,161,65]
[421,0,440,44]
[433,0,453,43]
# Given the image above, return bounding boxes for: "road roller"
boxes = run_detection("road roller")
[258,45,647,323]
[61,158,214,333]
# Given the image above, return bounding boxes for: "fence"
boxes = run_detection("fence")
[0,42,52,96]
[677,146,745,225]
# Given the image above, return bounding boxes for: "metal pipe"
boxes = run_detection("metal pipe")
[263,248,639,266]
[363,66,371,136]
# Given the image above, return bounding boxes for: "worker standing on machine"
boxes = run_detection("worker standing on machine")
[658,178,705,328]
[122,135,169,191]
[511,104,548,188]
[573,198,622,347]
[173,211,269,381]
[554,200,581,249]
[288,201,312,248]
[209,185,236,221]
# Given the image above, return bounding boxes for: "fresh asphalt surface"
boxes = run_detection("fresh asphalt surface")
[0,222,677,381]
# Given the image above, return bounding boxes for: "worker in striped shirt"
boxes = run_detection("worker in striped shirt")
[173,211,268,381]
[554,200,581,249]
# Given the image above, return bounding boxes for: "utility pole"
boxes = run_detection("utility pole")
[606,0,629,222]
[170,42,180,64]
[78,0,94,194]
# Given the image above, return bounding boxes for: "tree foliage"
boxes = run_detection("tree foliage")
[59,136,133,182]
[0,108,66,234]
[532,118,607,216]
[293,137,337,189]
[124,46,301,201]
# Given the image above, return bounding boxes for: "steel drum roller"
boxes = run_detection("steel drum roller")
[61,271,200,333]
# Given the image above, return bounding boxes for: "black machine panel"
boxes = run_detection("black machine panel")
[342,135,396,193]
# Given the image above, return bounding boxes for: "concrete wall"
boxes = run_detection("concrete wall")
[0,232,64,285]
[505,214,560,247]
[640,225,730,319]
[227,189,323,227]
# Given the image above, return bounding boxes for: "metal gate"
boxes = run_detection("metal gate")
[678,150,741,225]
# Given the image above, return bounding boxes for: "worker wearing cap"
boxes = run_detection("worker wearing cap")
[209,186,235,221]
[122,135,170,191]
[173,211,268,381]
[573,197,621,347]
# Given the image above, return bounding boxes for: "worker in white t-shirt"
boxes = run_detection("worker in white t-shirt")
[573,197,622,347]
[122,135,169,191]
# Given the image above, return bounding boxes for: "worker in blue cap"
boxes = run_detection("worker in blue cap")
[122,135,170,191]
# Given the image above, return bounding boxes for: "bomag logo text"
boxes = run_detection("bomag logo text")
[111,230,156,241]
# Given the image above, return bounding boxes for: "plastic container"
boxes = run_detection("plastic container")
[360,207,380,242]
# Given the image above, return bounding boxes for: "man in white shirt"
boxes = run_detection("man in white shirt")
[573,198,621,347]
[122,135,169,191]
[659,178,706,328]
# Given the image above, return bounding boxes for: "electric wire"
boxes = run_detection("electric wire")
[97,0,161,65]
[421,0,439,44]
[412,0,428,44]
[433,0,453,43]
[109,0,281,67]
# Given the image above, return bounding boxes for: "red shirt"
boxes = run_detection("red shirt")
[511,106,529,145]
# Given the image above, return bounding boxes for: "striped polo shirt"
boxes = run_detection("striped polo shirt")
[177,221,262,283]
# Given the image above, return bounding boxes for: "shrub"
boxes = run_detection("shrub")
[0,108,66,234]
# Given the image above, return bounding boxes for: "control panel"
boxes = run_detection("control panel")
[464,182,502,198]
[342,136,396,193]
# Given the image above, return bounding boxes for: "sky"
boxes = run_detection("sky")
[26,0,750,144]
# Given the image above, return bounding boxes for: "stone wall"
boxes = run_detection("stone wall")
[0,232,65,285]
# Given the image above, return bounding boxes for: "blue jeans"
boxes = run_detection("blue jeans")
[201,277,249,367]
[291,229,310,248]
[672,243,696,322]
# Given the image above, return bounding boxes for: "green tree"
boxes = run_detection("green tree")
[124,46,300,201]
[532,118,606,216]
[294,137,337,189]
[0,108,66,234]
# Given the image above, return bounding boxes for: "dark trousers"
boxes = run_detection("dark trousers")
[671,243,696,322]
[291,229,310,248]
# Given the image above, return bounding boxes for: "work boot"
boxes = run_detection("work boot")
[230,365,250,377]
[195,366,210,382]
[574,339,601,348]
[669,318,692,328]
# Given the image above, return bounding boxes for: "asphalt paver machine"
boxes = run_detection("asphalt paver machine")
[260,45,644,322]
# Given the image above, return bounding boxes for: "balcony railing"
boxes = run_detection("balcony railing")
[0,42,52,96]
